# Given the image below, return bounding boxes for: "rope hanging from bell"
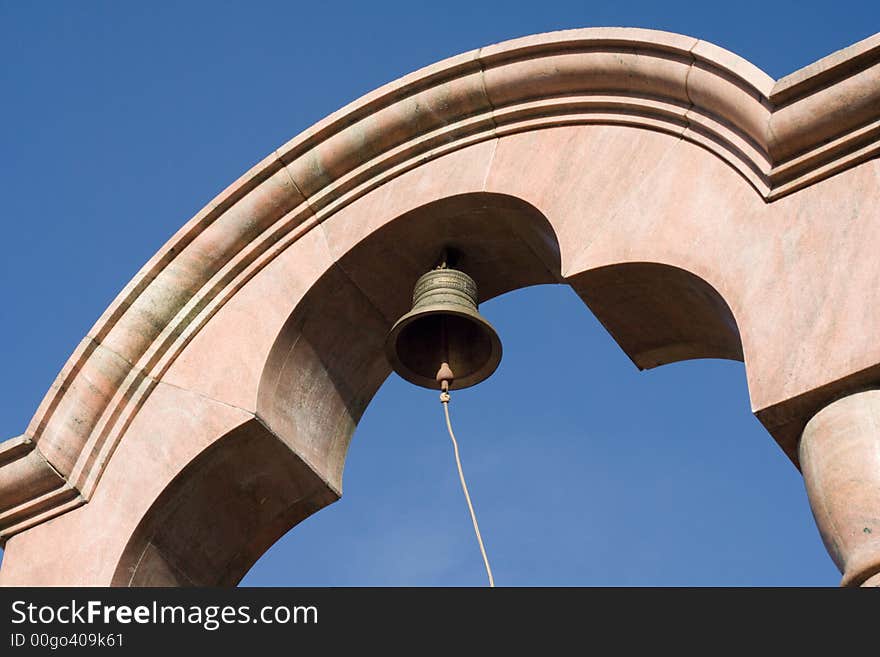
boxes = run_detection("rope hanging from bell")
[384,249,501,587]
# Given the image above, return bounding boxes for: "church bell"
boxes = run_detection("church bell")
[385,257,502,390]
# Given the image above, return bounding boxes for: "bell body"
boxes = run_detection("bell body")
[385,268,502,390]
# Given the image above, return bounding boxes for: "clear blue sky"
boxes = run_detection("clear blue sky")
[1,1,876,586]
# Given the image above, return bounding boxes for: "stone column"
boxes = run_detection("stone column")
[800,389,880,586]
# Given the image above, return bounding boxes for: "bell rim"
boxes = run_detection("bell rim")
[384,304,503,391]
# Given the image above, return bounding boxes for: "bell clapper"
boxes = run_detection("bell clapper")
[436,310,455,398]
[436,314,455,394]
[438,363,452,402]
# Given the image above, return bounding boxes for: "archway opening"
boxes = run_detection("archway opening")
[110,191,834,586]
[242,283,836,585]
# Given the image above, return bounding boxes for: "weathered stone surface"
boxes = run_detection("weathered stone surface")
[2,27,880,585]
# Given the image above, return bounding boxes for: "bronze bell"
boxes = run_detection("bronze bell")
[385,261,502,390]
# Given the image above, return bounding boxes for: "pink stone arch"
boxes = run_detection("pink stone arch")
[3,28,880,586]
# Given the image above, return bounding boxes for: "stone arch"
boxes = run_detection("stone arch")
[569,262,743,369]
[110,418,337,586]
[255,193,564,498]
[110,190,748,586]
[3,27,880,585]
